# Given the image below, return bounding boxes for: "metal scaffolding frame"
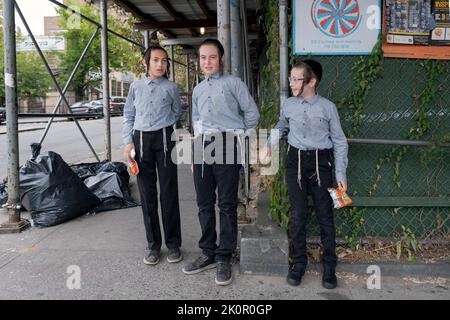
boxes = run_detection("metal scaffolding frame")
[1,0,145,232]
[1,0,250,233]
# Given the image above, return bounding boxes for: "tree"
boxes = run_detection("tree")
[0,2,52,104]
[56,0,143,100]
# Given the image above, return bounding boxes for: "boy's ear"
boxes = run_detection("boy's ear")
[308,77,318,88]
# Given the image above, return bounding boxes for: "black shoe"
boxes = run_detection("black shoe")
[143,250,160,265]
[167,247,183,263]
[322,264,337,289]
[286,264,306,286]
[215,261,232,286]
[182,254,216,274]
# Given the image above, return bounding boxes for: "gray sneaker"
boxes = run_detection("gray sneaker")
[182,254,216,274]
[167,248,183,263]
[143,250,160,265]
[215,261,232,286]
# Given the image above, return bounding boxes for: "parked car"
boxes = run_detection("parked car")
[68,100,102,120]
[94,96,126,116]
[110,96,126,116]
[0,106,5,125]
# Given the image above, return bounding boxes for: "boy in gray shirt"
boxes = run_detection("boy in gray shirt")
[264,60,348,289]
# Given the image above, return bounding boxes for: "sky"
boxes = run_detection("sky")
[15,0,59,36]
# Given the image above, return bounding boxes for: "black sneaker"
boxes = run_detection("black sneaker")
[167,247,183,263]
[215,261,232,286]
[286,264,306,286]
[182,254,216,274]
[322,264,337,289]
[143,250,160,265]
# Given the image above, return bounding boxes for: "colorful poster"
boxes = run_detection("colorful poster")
[385,0,434,45]
[431,0,450,45]
[293,0,382,55]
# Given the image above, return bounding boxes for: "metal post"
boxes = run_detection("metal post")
[279,0,289,111]
[230,0,242,79]
[101,0,111,161]
[217,0,231,73]
[1,0,29,233]
[195,60,199,85]
[143,30,149,49]
[169,45,175,82]
[186,54,192,132]
[15,2,100,162]
[240,0,253,94]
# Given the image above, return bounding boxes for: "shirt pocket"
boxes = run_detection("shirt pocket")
[154,89,172,115]
[310,114,329,135]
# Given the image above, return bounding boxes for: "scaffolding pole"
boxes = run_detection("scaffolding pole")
[0,0,29,233]
[217,0,231,73]
[230,0,242,79]
[100,0,111,161]
[15,2,100,162]
[279,0,289,111]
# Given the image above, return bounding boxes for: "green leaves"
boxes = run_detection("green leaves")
[56,0,142,99]
[395,225,422,261]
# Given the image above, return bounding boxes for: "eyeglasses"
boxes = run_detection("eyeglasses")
[288,77,304,83]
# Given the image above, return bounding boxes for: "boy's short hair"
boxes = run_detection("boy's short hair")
[199,38,225,59]
[293,59,323,84]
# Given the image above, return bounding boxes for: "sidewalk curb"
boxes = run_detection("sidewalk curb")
[0,127,46,135]
[239,192,450,278]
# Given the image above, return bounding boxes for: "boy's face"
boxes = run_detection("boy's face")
[289,67,305,97]
[289,67,316,97]
[199,44,221,76]
[147,49,168,79]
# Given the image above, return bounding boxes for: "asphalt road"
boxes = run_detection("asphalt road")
[0,116,124,178]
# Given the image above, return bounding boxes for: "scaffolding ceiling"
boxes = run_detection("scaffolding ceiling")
[113,0,258,40]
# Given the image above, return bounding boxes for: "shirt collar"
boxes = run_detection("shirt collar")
[145,77,164,85]
[206,71,223,81]
[301,94,320,105]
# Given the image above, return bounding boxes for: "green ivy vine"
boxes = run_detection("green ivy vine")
[336,35,384,137]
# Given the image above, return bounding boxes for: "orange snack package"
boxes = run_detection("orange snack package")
[128,159,139,176]
[327,187,352,209]
[128,148,139,176]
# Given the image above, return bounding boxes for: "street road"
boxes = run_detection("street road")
[0,117,124,178]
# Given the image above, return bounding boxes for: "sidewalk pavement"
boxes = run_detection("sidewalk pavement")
[0,148,449,300]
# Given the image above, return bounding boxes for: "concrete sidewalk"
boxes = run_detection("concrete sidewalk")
[0,155,449,300]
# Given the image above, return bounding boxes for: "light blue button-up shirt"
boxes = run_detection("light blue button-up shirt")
[122,76,182,145]
[192,72,260,135]
[272,94,348,183]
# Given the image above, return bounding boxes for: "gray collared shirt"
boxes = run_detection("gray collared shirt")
[272,94,348,183]
[192,72,260,135]
[122,76,182,145]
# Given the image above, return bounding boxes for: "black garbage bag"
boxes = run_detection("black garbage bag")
[0,178,7,206]
[19,151,101,227]
[70,161,136,212]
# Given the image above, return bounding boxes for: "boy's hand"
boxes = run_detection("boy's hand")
[124,143,134,162]
[338,181,347,193]
[259,147,271,163]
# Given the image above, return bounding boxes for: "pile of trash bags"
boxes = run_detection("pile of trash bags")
[2,150,137,228]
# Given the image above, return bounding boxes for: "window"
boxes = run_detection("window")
[123,82,130,97]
